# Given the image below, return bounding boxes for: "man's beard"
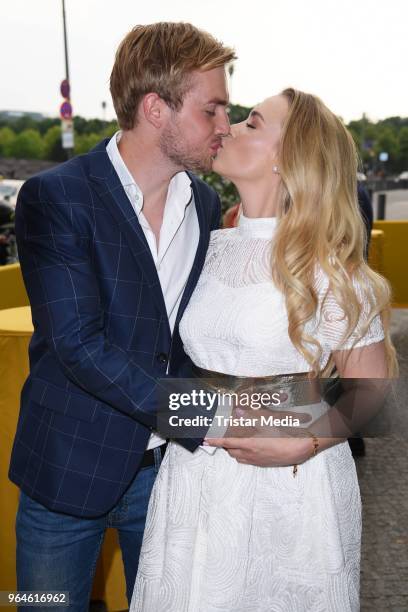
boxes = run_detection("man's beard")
[159,122,213,174]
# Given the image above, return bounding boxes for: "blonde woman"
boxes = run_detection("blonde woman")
[131,89,397,611]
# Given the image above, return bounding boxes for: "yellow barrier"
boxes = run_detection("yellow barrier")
[0,268,127,608]
[0,306,128,611]
[368,229,385,276]
[1,227,403,311]
[0,263,29,310]
[373,221,408,308]
[0,308,31,612]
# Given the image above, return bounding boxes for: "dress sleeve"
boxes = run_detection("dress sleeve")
[317,269,385,352]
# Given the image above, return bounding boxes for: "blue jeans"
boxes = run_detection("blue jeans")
[16,448,163,612]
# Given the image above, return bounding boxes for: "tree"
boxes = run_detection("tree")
[0,127,16,157]
[375,127,399,172]
[37,117,60,136]
[103,121,119,138]
[73,116,88,135]
[42,126,66,162]
[398,127,408,171]
[0,107,406,179]
[200,171,239,214]
[9,129,44,159]
[228,103,251,124]
[74,133,102,155]
[83,118,105,134]
[8,115,38,133]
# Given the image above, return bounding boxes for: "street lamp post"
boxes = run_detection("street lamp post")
[62,0,70,85]
[61,0,74,159]
[102,101,107,125]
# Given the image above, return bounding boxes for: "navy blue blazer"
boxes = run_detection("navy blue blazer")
[9,139,221,518]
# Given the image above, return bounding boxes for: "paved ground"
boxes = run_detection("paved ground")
[0,156,58,180]
[357,309,408,611]
[372,190,408,220]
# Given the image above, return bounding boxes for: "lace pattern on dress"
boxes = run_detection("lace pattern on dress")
[202,229,273,288]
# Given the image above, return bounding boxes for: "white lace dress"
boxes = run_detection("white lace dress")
[131,215,384,612]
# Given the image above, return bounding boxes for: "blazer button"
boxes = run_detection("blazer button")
[157,352,168,365]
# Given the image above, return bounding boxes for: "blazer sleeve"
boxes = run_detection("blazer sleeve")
[15,175,161,430]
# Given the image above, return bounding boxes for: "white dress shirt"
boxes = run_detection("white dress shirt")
[107,131,200,450]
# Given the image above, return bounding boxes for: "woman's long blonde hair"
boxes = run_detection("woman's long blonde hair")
[272,88,397,376]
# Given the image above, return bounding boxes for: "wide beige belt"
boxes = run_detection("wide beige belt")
[191,365,322,406]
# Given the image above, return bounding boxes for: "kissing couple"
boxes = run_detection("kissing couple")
[10,21,396,612]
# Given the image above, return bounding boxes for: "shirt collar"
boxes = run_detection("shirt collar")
[106,131,192,216]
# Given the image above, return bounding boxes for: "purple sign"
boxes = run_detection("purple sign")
[60,79,70,99]
[60,100,73,120]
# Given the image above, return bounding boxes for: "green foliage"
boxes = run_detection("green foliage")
[42,126,66,162]
[102,122,119,138]
[9,129,44,159]
[72,116,88,135]
[0,127,16,156]
[1,106,408,181]
[348,115,408,172]
[399,127,408,169]
[375,127,399,161]
[74,133,103,155]
[73,116,118,136]
[36,118,61,136]
[5,115,38,134]
[200,171,239,214]
[228,104,251,124]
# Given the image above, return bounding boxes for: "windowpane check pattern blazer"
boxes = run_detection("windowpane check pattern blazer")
[9,139,221,518]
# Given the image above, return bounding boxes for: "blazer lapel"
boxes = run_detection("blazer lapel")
[86,142,212,330]
[175,173,211,327]
[87,140,168,318]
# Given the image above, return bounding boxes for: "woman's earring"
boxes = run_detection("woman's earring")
[272,165,280,174]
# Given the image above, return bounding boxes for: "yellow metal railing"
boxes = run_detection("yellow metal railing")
[368,229,385,276]
[1,226,407,312]
[0,263,29,310]
[372,221,408,308]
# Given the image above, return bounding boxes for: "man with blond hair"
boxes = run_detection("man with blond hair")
[10,22,235,609]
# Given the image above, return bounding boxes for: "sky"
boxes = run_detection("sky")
[1,0,407,124]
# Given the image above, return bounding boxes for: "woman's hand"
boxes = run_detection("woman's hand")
[204,434,314,467]
[206,341,388,466]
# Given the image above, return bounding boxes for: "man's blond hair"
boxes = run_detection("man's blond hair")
[110,22,236,130]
